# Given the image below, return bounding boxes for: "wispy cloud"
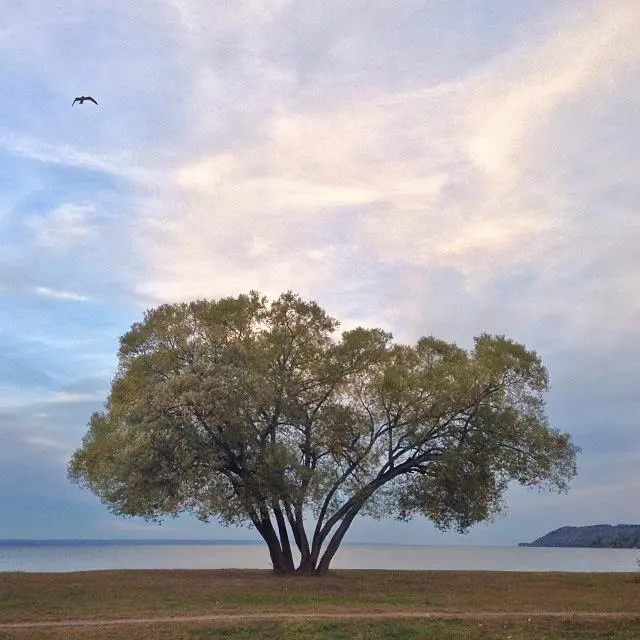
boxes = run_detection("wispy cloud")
[23,434,70,454]
[33,286,92,302]
[49,391,101,404]
[25,204,95,249]
[126,0,639,354]
[0,132,156,183]
[466,1,640,180]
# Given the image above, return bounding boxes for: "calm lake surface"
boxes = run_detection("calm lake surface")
[1,541,638,573]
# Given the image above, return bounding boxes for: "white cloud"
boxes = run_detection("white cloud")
[466,0,640,180]
[49,391,99,404]
[23,434,69,453]
[2,0,636,347]
[34,286,91,302]
[25,205,95,249]
[15,335,94,349]
[128,0,639,354]
[166,0,293,40]
[0,132,155,183]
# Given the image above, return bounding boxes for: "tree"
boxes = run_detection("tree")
[68,291,579,575]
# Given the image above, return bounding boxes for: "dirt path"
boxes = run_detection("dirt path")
[2,611,640,629]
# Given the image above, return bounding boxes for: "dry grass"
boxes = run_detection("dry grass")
[4,618,640,640]
[1,569,639,624]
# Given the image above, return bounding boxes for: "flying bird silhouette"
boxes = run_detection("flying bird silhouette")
[72,96,98,106]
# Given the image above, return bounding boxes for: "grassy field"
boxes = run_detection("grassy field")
[1,569,639,639]
[4,618,640,640]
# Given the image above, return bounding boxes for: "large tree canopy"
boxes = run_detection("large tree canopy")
[68,291,579,575]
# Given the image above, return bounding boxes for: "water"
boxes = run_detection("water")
[1,541,638,573]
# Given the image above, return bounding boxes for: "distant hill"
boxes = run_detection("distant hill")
[519,524,640,548]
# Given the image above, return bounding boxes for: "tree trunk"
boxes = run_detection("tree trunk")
[256,466,415,575]
[314,505,361,575]
[313,480,389,575]
[253,510,296,575]
[296,548,316,575]
[272,503,296,573]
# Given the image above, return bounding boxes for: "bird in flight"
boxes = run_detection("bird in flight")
[72,96,98,106]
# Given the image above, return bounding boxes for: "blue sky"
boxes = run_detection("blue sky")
[1,0,638,545]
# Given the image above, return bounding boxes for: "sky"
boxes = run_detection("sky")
[0,0,638,546]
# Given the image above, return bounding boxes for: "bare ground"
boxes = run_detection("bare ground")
[3,610,640,630]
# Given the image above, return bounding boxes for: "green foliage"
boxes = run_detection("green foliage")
[68,291,579,573]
